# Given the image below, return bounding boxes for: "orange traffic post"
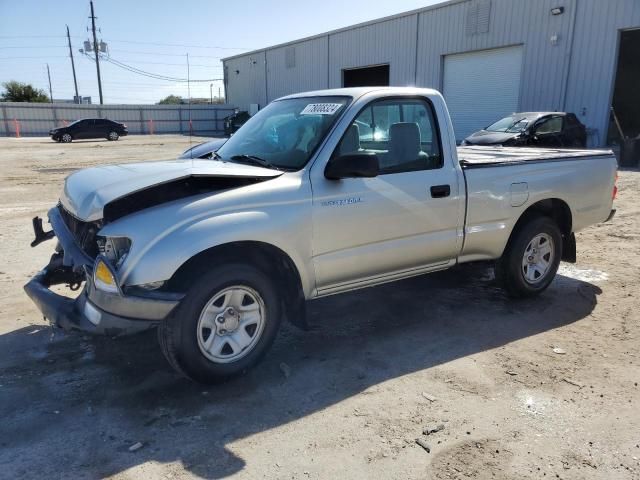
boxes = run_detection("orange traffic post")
[149,119,154,135]
[14,119,20,138]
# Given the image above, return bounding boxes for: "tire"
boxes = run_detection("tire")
[107,131,119,141]
[496,216,562,298]
[61,133,73,143]
[158,263,282,383]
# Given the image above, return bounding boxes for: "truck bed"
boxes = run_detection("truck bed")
[457,145,614,168]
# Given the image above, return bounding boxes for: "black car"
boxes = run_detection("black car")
[223,110,251,136]
[49,118,128,143]
[462,112,587,148]
[179,138,227,159]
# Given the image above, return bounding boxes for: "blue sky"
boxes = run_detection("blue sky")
[0,0,439,104]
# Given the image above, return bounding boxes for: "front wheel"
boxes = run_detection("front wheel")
[107,131,119,141]
[61,133,73,143]
[158,263,282,383]
[496,216,562,298]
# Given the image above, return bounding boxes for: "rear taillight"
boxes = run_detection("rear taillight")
[612,172,618,200]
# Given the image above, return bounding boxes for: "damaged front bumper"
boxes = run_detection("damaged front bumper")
[24,207,183,336]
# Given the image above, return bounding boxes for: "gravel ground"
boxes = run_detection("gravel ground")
[0,135,638,480]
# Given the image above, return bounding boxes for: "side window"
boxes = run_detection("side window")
[535,116,563,135]
[335,98,442,174]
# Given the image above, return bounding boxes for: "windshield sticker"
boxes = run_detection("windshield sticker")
[300,103,342,115]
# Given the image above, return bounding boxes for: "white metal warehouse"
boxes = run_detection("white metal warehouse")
[222,0,640,147]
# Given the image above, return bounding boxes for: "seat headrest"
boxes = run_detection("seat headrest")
[388,122,422,164]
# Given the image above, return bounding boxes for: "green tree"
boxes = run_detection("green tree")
[157,94,183,105]
[0,81,50,102]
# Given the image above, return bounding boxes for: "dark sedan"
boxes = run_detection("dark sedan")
[462,112,587,148]
[179,138,227,159]
[50,118,128,143]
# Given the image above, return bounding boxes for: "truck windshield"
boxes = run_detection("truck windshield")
[486,116,529,133]
[217,96,350,170]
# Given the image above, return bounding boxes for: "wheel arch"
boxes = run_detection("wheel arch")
[503,198,575,262]
[167,241,308,329]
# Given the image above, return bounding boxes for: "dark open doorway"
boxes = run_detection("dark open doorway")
[608,29,640,159]
[342,64,390,88]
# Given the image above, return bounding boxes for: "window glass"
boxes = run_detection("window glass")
[217,96,350,170]
[486,115,529,133]
[535,116,563,134]
[335,98,442,174]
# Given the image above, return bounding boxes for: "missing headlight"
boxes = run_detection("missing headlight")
[98,237,131,268]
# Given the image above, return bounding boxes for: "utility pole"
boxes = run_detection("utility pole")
[210,83,213,104]
[46,64,53,103]
[66,25,80,103]
[89,0,103,104]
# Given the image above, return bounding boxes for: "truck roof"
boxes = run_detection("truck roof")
[277,86,441,101]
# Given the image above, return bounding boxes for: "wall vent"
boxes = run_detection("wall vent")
[466,0,491,35]
[285,47,296,69]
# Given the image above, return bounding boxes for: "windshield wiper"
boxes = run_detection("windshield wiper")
[229,154,279,170]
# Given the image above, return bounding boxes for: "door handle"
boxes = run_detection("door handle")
[430,184,450,198]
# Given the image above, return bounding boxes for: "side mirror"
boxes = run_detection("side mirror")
[324,152,379,180]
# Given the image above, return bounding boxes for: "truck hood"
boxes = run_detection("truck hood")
[60,159,281,222]
[463,130,520,145]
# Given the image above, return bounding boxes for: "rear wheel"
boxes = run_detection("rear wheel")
[158,263,281,383]
[61,133,72,143]
[496,216,562,298]
[107,131,119,141]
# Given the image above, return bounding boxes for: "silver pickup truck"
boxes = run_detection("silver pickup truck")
[26,87,617,383]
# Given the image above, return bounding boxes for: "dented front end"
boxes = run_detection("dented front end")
[24,205,182,336]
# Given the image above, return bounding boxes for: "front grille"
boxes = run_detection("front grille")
[58,204,101,259]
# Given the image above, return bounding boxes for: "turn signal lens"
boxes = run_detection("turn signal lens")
[94,259,119,293]
[613,172,618,200]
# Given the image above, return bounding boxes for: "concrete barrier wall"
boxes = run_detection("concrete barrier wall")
[0,102,236,137]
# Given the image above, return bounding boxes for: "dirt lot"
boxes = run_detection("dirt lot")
[0,135,638,480]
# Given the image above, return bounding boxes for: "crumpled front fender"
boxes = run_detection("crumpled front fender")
[99,189,315,297]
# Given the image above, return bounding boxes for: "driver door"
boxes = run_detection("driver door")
[310,97,463,295]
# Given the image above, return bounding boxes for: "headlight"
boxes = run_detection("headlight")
[94,257,120,294]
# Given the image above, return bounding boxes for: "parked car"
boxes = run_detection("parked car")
[179,138,227,159]
[223,110,251,135]
[49,118,128,143]
[461,112,587,148]
[27,87,617,383]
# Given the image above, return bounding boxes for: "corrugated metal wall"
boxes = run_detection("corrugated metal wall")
[225,52,268,111]
[267,37,328,100]
[223,0,640,146]
[328,15,418,88]
[0,103,236,137]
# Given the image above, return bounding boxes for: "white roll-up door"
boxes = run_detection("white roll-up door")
[443,46,523,142]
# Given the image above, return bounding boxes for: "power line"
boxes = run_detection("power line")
[84,53,222,82]
[0,56,68,60]
[101,57,223,68]
[107,48,224,59]
[104,38,251,50]
[0,35,67,39]
[0,45,68,49]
